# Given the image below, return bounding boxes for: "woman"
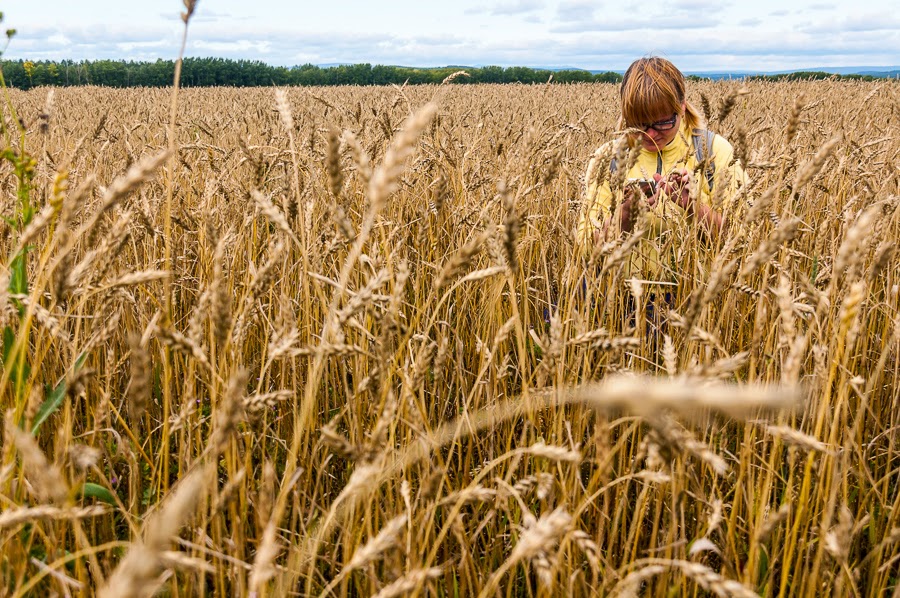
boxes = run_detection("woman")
[577,56,747,283]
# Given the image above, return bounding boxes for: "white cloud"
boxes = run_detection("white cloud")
[491,0,545,16]
[800,14,900,33]
[466,0,545,16]
[117,40,169,52]
[555,1,599,23]
[188,8,235,23]
[551,13,721,33]
[46,33,70,46]
[193,40,273,55]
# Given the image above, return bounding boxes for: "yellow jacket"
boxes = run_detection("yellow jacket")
[576,125,747,282]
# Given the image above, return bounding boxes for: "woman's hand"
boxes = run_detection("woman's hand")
[594,183,662,242]
[654,168,725,237]
[654,168,693,211]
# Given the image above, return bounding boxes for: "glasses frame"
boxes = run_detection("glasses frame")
[637,112,679,133]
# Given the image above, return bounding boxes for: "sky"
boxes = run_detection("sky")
[2,0,898,73]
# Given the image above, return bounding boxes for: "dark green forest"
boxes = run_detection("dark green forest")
[0,57,624,88]
[744,70,879,81]
[1,57,883,89]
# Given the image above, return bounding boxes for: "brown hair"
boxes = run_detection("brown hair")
[619,56,703,132]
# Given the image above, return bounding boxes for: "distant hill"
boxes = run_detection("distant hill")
[577,66,900,80]
[314,64,899,79]
[787,66,899,76]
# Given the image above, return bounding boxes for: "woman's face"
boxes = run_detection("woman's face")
[633,101,685,152]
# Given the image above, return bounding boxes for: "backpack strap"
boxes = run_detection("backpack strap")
[691,129,716,192]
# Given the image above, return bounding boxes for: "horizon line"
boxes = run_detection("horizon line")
[3,57,899,75]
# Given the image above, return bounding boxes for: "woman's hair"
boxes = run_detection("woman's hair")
[619,56,703,132]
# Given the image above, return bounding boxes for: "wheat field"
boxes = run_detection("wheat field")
[0,76,897,597]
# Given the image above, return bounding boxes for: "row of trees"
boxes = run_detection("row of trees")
[745,70,883,81]
[0,57,624,88]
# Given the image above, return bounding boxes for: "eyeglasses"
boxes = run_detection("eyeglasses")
[635,112,678,133]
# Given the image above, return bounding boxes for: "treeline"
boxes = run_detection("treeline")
[0,57,623,89]
[746,71,880,81]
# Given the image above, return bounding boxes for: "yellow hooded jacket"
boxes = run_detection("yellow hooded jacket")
[576,125,747,282]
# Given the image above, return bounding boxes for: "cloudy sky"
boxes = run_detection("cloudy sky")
[3,0,898,72]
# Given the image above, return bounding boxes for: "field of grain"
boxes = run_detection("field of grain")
[0,77,897,597]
